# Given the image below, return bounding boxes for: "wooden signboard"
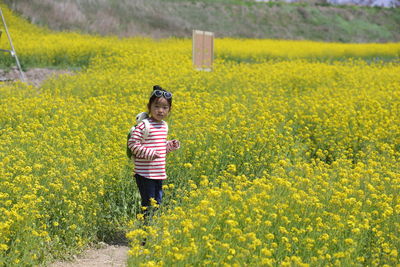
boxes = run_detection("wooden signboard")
[192,30,214,71]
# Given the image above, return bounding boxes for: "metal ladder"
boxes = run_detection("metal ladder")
[0,7,26,82]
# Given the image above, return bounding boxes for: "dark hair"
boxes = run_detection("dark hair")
[147,85,173,111]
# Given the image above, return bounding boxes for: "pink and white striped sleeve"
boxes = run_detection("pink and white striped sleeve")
[128,122,156,160]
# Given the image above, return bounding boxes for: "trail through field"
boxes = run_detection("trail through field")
[0,67,73,86]
[50,243,129,267]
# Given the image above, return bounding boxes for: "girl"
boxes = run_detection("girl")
[128,85,180,218]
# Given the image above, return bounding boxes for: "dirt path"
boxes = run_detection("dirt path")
[49,243,130,267]
[0,67,73,87]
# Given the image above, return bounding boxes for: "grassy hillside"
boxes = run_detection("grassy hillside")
[3,0,400,42]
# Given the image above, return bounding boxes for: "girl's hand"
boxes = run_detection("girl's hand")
[171,139,180,149]
[153,151,161,159]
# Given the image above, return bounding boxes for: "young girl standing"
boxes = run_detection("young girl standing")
[128,85,180,218]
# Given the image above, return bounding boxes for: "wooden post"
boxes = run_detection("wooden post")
[192,30,214,71]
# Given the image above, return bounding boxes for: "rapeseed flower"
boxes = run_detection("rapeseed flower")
[0,4,399,266]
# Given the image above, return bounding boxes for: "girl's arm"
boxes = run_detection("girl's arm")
[166,139,180,153]
[128,122,157,160]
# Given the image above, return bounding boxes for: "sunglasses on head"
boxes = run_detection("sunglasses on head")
[151,89,172,99]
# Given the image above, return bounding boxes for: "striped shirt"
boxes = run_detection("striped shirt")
[128,118,175,180]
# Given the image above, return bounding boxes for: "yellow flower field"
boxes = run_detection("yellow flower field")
[0,5,399,266]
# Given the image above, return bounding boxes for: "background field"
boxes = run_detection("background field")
[3,0,400,42]
[0,4,399,266]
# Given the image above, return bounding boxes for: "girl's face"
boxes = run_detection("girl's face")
[149,97,170,122]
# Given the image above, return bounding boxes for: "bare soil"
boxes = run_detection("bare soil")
[49,243,129,267]
[0,67,74,87]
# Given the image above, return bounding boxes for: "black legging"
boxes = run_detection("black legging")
[135,173,163,208]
